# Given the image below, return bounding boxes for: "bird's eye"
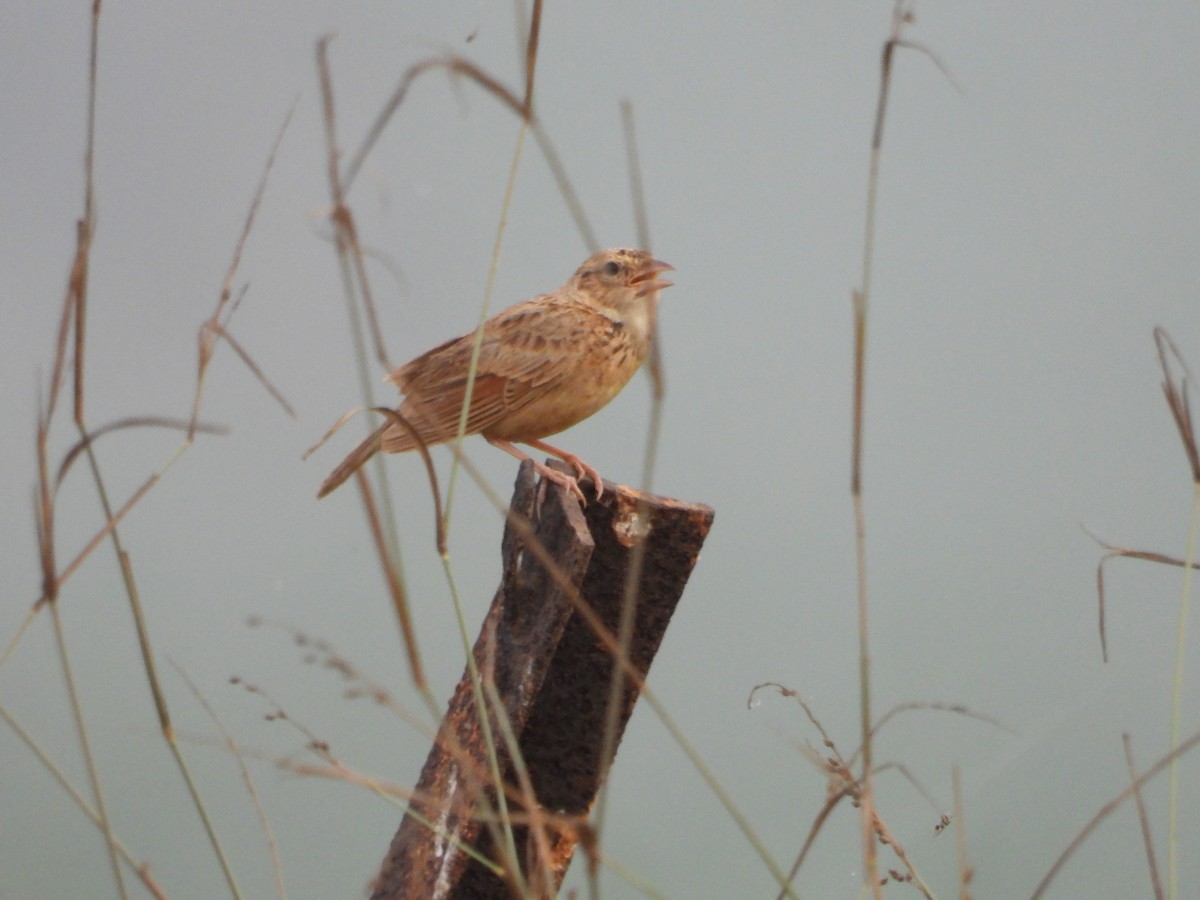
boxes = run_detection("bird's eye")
[603,260,621,277]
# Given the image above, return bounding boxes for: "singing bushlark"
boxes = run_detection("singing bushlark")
[317,248,674,502]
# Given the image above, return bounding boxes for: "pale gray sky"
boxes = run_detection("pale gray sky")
[3,3,1200,898]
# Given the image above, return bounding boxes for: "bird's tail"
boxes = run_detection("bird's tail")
[317,423,388,498]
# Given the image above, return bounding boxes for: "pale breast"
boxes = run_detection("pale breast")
[482,310,650,441]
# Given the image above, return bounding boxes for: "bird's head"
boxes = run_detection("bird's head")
[571,248,674,310]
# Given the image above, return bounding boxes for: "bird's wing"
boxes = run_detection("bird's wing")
[381,296,602,451]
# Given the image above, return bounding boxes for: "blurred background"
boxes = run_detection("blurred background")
[3,2,1200,897]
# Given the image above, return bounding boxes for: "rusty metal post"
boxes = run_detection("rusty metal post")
[369,461,715,899]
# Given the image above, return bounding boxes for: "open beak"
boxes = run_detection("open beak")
[631,259,675,296]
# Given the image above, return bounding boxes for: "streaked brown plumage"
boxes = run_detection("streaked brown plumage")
[317,248,673,502]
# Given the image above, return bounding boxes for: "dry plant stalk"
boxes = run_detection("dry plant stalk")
[851,2,914,894]
[1122,734,1164,900]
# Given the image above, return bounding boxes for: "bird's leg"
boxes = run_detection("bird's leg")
[523,438,604,500]
[486,437,589,504]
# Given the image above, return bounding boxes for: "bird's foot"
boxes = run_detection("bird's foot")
[522,438,604,501]
[558,453,603,501]
[530,458,588,505]
[487,436,603,505]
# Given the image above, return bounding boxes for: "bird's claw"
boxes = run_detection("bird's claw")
[561,455,604,501]
[539,465,587,505]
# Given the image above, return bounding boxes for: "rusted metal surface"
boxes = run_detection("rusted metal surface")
[370,461,715,899]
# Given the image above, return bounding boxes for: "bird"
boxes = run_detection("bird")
[317,247,674,503]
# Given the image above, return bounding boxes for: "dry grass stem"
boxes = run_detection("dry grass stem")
[750,682,843,759]
[30,7,123,890]
[173,660,287,899]
[315,35,419,693]
[0,703,168,900]
[952,766,972,899]
[190,105,297,438]
[1031,728,1200,899]
[872,814,933,898]
[52,418,226,488]
[1085,526,1200,662]
[1122,734,1164,900]
[354,474,427,688]
[1154,327,1200,482]
[482,680,554,897]
[850,4,916,892]
[206,320,297,419]
[849,3,965,892]
[343,56,527,195]
[1150,326,1200,898]
[592,99,665,865]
